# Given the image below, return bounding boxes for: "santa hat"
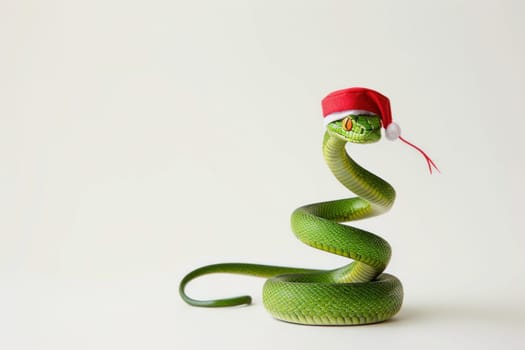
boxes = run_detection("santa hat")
[322,87,438,173]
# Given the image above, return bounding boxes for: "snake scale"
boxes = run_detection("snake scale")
[179,88,435,325]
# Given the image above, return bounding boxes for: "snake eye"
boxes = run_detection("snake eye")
[342,117,353,131]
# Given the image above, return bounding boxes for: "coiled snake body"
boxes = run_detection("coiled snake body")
[180,114,403,325]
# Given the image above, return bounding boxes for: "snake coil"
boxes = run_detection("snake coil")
[180,113,404,325]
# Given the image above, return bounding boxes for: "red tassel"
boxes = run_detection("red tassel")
[399,136,440,174]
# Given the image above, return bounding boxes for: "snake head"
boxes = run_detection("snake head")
[326,114,382,144]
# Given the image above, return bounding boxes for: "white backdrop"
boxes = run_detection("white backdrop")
[1,1,524,349]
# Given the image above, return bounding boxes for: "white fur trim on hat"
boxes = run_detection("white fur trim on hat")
[323,109,377,127]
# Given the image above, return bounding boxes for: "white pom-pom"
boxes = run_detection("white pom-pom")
[385,122,401,141]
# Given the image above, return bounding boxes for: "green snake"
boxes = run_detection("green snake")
[179,113,403,325]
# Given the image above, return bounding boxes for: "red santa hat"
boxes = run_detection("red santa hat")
[321,87,438,173]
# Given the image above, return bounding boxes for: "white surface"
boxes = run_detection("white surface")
[2,1,525,349]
